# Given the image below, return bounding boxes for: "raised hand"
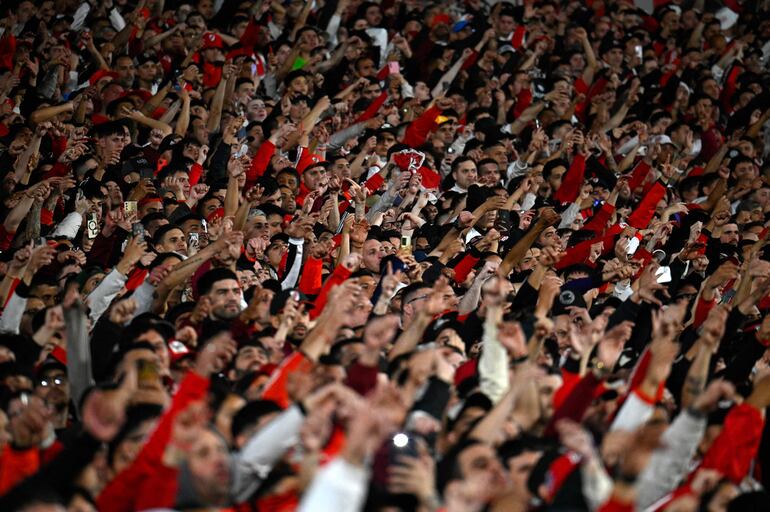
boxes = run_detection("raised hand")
[363,314,400,350]
[110,298,138,325]
[632,263,668,306]
[82,364,138,442]
[9,394,52,448]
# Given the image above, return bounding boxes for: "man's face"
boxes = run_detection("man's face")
[546,165,566,193]
[20,297,45,336]
[158,228,188,254]
[720,223,739,246]
[357,275,377,299]
[111,416,157,474]
[188,429,231,505]
[247,99,268,121]
[99,132,127,159]
[289,99,309,120]
[31,284,58,307]
[233,345,267,376]
[35,368,70,410]
[496,14,515,36]
[302,165,328,191]
[299,29,320,52]
[279,186,296,213]
[207,278,243,319]
[362,83,382,100]
[136,329,171,375]
[734,161,757,182]
[140,200,163,218]
[478,163,501,185]
[201,197,221,218]
[183,141,201,161]
[266,214,283,237]
[197,0,215,18]
[537,226,559,249]
[356,58,376,78]
[236,82,256,102]
[537,373,563,422]
[137,61,157,82]
[192,118,209,145]
[331,158,351,180]
[115,57,136,87]
[457,443,508,498]
[181,219,203,235]
[436,122,456,144]
[375,133,396,156]
[82,272,106,295]
[695,98,713,120]
[506,450,541,502]
[172,171,192,197]
[485,144,508,168]
[102,83,125,105]
[604,48,624,68]
[736,140,755,159]
[362,239,384,273]
[453,161,478,189]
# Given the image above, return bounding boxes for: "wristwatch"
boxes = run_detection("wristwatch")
[591,357,611,378]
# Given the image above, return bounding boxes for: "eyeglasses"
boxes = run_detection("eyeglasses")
[406,294,430,305]
[38,376,67,387]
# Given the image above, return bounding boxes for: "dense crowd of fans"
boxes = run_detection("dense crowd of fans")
[0,0,769,510]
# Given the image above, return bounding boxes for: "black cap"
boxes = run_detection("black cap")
[269,289,315,316]
[551,286,587,316]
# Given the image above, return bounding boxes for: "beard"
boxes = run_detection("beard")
[213,304,241,320]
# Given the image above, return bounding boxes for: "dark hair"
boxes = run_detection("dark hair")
[231,399,283,440]
[197,268,239,296]
[152,224,183,247]
[543,158,569,179]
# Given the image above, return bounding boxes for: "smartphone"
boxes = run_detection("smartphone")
[187,232,200,252]
[87,213,99,239]
[140,167,154,179]
[390,432,419,464]
[136,359,159,387]
[655,266,672,284]
[400,234,412,253]
[132,222,145,242]
[626,236,640,257]
[548,139,561,153]
[124,201,138,216]
[388,61,400,74]
[235,143,248,158]
[634,45,643,61]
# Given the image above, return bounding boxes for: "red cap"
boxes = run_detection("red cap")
[207,207,225,222]
[89,69,119,86]
[430,13,452,27]
[125,89,153,102]
[168,340,194,364]
[454,359,478,388]
[138,196,163,207]
[201,32,224,50]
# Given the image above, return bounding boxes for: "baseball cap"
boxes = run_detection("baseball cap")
[201,32,224,50]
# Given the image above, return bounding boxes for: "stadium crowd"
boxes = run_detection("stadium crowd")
[0,0,769,510]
